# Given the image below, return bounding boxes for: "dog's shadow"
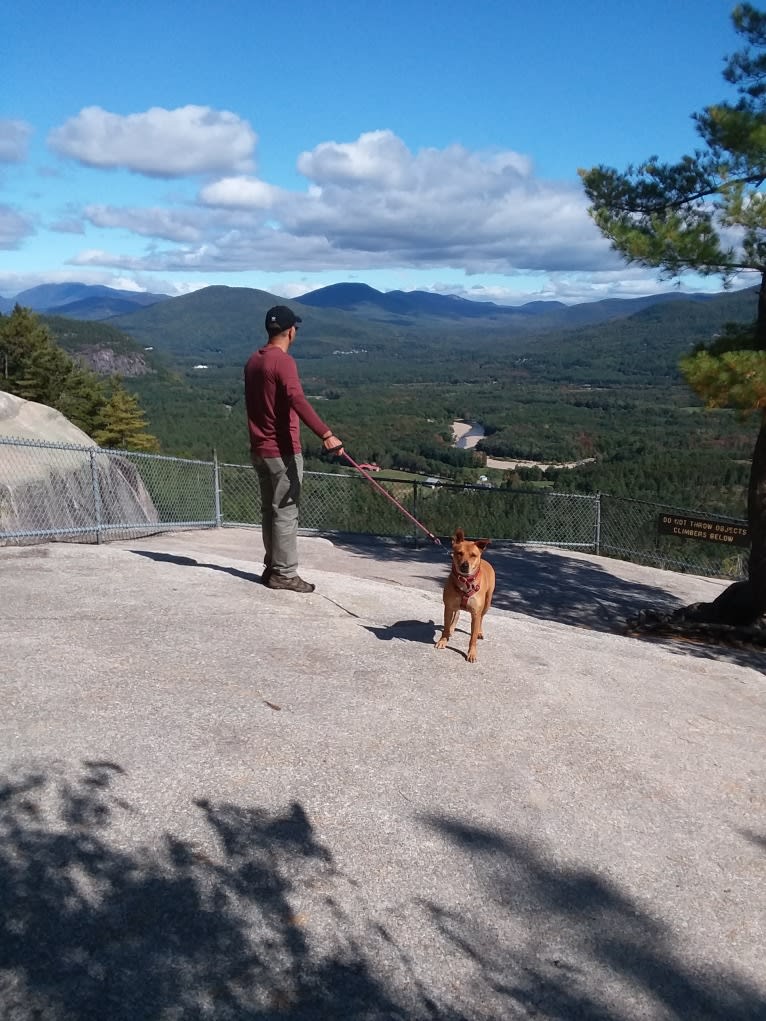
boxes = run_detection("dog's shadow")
[362,619,438,644]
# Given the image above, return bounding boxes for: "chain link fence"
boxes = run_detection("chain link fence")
[0,436,748,579]
[598,493,748,579]
[0,436,216,543]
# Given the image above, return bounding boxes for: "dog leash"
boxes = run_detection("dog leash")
[334,449,442,546]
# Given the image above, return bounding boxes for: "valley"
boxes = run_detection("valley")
[452,419,596,472]
[3,279,759,520]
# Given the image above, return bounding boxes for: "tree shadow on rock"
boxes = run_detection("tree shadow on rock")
[487,546,685,629]
[325,535,685,633]
[419,815,766,1021]
[0,760,417,1020]
[739,828,766,854]
[326,536,763,668]
[4,761,763,1020]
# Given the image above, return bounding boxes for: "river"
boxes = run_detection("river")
[451,421,595,472]
[452,421,485,449]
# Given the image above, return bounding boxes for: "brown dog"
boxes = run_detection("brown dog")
[435,528,495,662]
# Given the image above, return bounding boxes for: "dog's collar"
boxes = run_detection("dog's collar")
[452,565,481,607]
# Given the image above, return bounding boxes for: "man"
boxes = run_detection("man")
[244,305,344,593]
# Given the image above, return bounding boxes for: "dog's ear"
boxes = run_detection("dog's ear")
[452,527,465,544]
[475,538,490,551]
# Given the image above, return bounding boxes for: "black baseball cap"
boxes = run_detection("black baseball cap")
[265,305,302,333]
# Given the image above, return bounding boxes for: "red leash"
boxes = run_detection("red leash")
[337,450,442,546]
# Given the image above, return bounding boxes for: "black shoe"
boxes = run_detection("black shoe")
[266,573,315,593]
[261,567,274,585]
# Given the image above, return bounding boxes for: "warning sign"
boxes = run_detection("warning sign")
[657,513,749,548]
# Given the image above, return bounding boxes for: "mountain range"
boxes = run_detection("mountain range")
[23,279,758,396]
[0,283,168,318]
[1,279,749,335]
[297,281,723,328]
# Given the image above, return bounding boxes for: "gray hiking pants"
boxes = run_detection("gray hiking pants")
[252,453,303,578]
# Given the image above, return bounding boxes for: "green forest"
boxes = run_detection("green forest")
[120,284,757,522]
[0,306,159,451]
[1,283,759,530]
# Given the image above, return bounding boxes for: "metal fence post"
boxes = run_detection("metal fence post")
[594,491,602,555]
[412,481,419,540]
[213,448,222,527]
[89,448,103,544]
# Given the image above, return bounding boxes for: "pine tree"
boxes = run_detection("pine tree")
[92,379,160,452]
[1,307,159,450]
[55,364,109,435]
[580,3,766,625]
[1,305,73,406]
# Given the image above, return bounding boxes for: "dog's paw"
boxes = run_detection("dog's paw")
[435,637,448,650]
[466,647,477,663]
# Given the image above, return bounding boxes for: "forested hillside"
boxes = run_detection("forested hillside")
[0,306,159,451]
[521,288,759,384]
[2,285,759,519]
[297,280,729,330]
[118,284,756,518]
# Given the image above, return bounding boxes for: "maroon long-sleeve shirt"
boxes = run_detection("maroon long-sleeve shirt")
[244,345,330,458]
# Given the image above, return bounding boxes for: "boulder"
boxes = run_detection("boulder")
[0,391,159,544]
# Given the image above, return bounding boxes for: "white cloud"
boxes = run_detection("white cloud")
[97,274,206,296]
[68,131,615,280]
[47,105,257,178]
[0,205,35,248]
[83,204,206,243]
[298,130,533,192]
[199,176,282,209]
[428,268,753,305]
[273,279,327,299]
[49,217,86,235]
[296,130,414,188]
[0,120,32,163]
[287,133,613,272]
[285,134,605,272]
[67,231,365,274]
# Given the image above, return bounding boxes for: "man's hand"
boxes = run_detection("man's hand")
[321,433,344,456]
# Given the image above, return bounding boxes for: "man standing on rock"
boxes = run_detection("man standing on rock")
[244,305,344,593]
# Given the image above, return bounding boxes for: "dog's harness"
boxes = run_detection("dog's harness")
[452,566,481,608]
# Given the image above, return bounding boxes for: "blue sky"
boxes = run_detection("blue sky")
[1,0,755,303]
